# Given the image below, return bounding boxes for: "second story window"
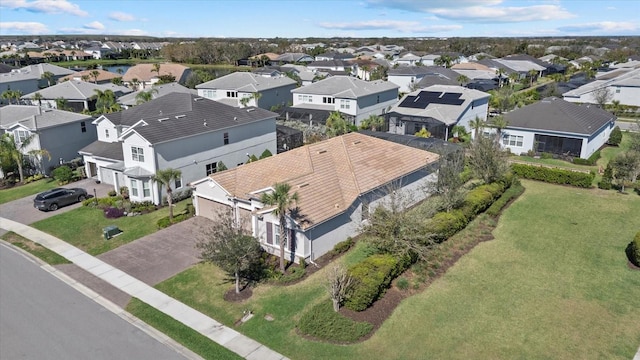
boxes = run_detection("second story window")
[105,129,109,138]
[131,146,144,162]
[80,121,86,133]
[14,129,29,143]
[340,99,350,110]
[223,132,229,145]
[226,91,237,98]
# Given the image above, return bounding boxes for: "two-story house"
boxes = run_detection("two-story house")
[79,92,278,204]
[289,76,399,127]
[196,72,296,110]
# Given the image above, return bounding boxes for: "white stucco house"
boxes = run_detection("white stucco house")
[563,67,640,107]
[501,97,616,159]
[387,85,490,139]
[191,132,439,262]
[289,76,398,126]
[79,92,277,204]
[196,72,296,110]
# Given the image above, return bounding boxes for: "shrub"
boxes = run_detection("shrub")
[511,163,594,188]
[52,165,74,184]
[104,207,125,219]
[540,152,553,159]
[297,300,373,342]
[486,180,525,217]
[345,254,400,311]
[130,200,156,213]
[608,126,623,146]
[276,266,306,284]
[428,210,468,242]
[396,277,409,290]
[156,212,190,228]
[107,190,117,197]
[626,231,640,267]
[331,237,354,256]
[573,150,601,166]
[260,149,273,159]
[24,174,45,184]
[299,256,306,269]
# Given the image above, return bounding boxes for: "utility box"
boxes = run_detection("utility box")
[103,225,121,240]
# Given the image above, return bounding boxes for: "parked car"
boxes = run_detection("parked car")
[34,188,88,211]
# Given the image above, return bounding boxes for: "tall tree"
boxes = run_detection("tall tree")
[528,69,538,87]
[359,114,385,131]
[431,149,466,212]
[92,89,120,113]
[468,134,509,184]
[610,151,640,193]
[55,97,70,110]
[468,116,485,139]
[0,133,50,183]
[489,115,509,143]
[593,87,613,108]
[197,209,263,294]
[135,88,158,104]
[326,264,353,312]
[260,182,299,273]
[152,63,161,77]
[456,74,470,86]
[32,92,43,106]
[151,168,182,223]
[325,111,350,137]
[41,71,54,87]
[90,70,101,84]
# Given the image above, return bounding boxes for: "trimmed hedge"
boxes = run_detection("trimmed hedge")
[330,237,354,256]
[511,163,594,188]
[345,254,402,311]
[157,212,191,228]
[486,181,525,217]
[297,300,373,342]
[572,150,601,166]
[626,231,640,267]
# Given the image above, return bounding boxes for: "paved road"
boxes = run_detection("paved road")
[615,120,639,132]
[0,244,187,360]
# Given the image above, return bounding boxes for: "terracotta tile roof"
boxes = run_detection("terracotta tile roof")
[122,63,190,82]
[210,132,439,229]
[59,69,119,83]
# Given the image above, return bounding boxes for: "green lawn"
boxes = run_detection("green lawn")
[31,199,191,255]
[1,231,70,265]
[146,181,640,360]
[0,178,58,205]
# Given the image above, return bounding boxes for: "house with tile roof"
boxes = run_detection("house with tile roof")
[191,132,439,262]
[122,63,191,91]
[387,85,490,139]
[0,105,96,175]
[196,72,296,110]
[21,81,132,112]
[501,97,615,159]
[58,69,120,84]
[79,92,277,204]
[289,76,398,126]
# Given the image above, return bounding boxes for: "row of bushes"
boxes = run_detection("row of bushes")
[297,300,373,342]
[511,163,595,188]
[627,231,640,267]
[156,205,195,228]
[162,188,192,206]
[572,150,601,166]
[485,181,525,217]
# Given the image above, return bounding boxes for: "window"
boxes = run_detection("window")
[223,132,229,145]
[80,121,86,133]
[376,95,380,104]
[142,180,150,197]
[14,130,29,143]
[503,135,524,147]
[105,129,109,138]
[206,162,217,175]
[322,96,334,104]
[340,99,350,109]
[298,94,312,103]
[362,202,370,221]
[274,224,280,245]
[266,222,273,244]
[174,177,182,189]
[615,87,620,93]
[202,89,215,98]
[226,91,237,98]
[131,146,145,162]
[130,179,139,197]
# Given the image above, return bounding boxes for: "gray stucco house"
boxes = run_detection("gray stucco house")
[0,105,96,175]
[191,132,439,262]
[79,92,278,205]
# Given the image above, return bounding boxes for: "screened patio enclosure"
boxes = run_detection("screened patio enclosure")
[534,134,582,157]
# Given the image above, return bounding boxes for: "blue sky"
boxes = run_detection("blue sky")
[0,0,638,38]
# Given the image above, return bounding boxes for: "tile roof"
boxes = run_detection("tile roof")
[21,80,131,100]
[78,140,124,161]
[291,76,398,99]
[195,72,295,92]
[504,97,615,135]
[58,69,120,83]
[111,92,277,144]
[208,132,439,229]
[122,63,190,82]
[0,105,93,130]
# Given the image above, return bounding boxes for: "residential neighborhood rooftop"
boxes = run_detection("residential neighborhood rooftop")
[0,105,93,130]
[195,72,296,92]
[291,76,398,99]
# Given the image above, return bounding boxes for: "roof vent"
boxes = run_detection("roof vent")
[317,149,327,154]
[233,116,238,121]
[298,183,309,188]
[175,114,185,119]
[203,120,207,127]
[353,140,361,145]
[158,117,169,122]
[246,108,255,112]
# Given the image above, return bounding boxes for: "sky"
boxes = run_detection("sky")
[0,0,638,38]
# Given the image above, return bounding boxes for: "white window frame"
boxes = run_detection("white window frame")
[130,179,139,197]
[503,135,524,147]
[174,177,182,189]
[142,180,150,197]
[340,99,350,110]
[274,224,280,246]
[131,146,145,162]
[14,129,29,143]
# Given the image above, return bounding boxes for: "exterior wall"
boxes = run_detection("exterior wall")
[564,85,640,107]
[500,127,610,159]
[584,122,613,158]
[37,119,97,174]
[457,98,490,131]
[122,132,155,174]
[500,128,537,155]
[94,117,121,142]
[352,89,398,125]
[253,84,296,110]
[387,75,423,93]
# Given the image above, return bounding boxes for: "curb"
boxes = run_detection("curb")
[0,241,202,360]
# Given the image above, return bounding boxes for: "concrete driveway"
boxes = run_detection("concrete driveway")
[0,178,113,226]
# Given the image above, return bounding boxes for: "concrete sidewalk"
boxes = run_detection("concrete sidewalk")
[0,217,288,360]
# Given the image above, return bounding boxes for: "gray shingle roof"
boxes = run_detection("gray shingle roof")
[504,97,615,135]
[112,93,277,144]
[117,82,196,106]
[22,81,132,100]
[195,72,295,92]
[291,76,398,99]
[0,105,93,130]
[78,140,124,161]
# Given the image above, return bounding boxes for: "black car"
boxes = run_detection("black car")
[34,188,88,211]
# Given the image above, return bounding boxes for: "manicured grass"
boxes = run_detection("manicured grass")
[0,178,58,205]
[126,298,242,360]
[1,231,70,265]
[598,133,632,168]
[151,181,640,359]
[31,199,191,255]
[509,156,596,172]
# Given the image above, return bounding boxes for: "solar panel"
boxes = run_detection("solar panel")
[399,91,465,108]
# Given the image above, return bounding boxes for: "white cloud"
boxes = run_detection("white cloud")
[365,0,501,12]
[0,0,87,16]
[557,22,638,34]
[109,11,135,22]
[318,19,461,33]
[0,21,48,34]
[430,4,575,22]
[83,21,104,30]
[114,28,148,36]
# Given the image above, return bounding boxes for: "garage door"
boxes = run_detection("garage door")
[197,197,252,233]
[99,167,115,185]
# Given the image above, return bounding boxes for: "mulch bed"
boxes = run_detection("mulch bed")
[628,261,640,271]
[224,287,252,302]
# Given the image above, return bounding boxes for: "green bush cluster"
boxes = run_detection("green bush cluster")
[297,300,373,342]
[83,195,124,208]
[330,237,354,256]
[162,188,193,206]
[24,174,45,184]
[345,254,403,311]
[131,201,156,213]
[572,150,601,166]
[511,164,594,188]
[486,180,525,217]
[275,266,306,284]
[52,165,75,184]
[608,126,622,146]
[598,164,614,190]
[156,212,191,229]
[626,231,640,267]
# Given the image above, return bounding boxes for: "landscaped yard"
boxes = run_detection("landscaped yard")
[136,180,640,360]
[0,178,58,205]
[31,199,191,255]
[1,231,70,265]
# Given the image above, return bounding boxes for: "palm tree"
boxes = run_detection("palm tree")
[508,72,520,88]
[81,75,90,82]
[111,77,124,86]
[435,54,454,68]
[489,115,509,143]
[90,70,101,84]
[32,92,43,106]
[92,89,119,114]
[456,74,469,86]
[135,88,159,104]
[528,69,538,87]
[610,100,623,116]
[239,96,250,108]
[152,63,161,77]
[252,92,262,107]
[41,71,54,87]
[55,97,70,110]
[0,133,50,183]
[130,78,140,91]
[468,116,485,139]
[1,90,14,105]
[360,114,385,131]
[151,168,182,223]
[260,182,299,273]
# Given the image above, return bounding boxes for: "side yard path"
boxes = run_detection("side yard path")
[0,217,289,360]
